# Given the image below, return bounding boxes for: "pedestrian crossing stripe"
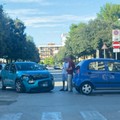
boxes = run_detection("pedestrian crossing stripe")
[80,111,107,120]
[0,111,108,120]
[41,112,62,120]
[0,113,23,120]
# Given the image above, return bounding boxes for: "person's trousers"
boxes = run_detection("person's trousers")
[67,74,73,91]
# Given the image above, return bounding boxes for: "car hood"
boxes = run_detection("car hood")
[17,70,50,77]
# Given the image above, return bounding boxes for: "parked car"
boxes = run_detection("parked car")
[39,64,48,70]
[73,58,120,95]
[54,65,61,70]
[1,62,54,93]
[0,63,6,80]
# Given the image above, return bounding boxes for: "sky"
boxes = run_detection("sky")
[1,0,120,46]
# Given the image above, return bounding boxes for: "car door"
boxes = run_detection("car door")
[107,61,120,88]
[2,64,11,86]
[8,63,17,87]
[88,61,109,89]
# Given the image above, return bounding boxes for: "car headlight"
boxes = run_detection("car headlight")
[28,79,35,84]
[22,75,35,84]
[28,76,35,84]
[22,75,29,80]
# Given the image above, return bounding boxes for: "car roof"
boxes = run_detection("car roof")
[77,58,120,67]
[14,61,35,64]
[83,58,119,62]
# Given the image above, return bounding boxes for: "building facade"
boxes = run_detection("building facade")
[38,43,63,61]
[61,33,68,46]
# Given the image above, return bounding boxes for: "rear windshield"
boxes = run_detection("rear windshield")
[77,60,84,67]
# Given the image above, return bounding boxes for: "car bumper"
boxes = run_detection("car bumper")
[23,79,54,92]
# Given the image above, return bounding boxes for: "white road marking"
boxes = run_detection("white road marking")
[0,113,23,120]
[55,81,67,87]
[80,111,107,120]
[41,112,62,120]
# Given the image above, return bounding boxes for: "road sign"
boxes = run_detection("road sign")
[102,43,108,49]
[112,41,120,49]
[113,30,119,35]
[112,29,120,41]
[102,43,107,58]
[113,49,120,53]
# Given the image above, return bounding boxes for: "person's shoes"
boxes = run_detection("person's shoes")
[60,88,64,91]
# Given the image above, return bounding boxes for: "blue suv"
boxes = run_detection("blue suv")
[73,58,120,95]
[1,62,54,93]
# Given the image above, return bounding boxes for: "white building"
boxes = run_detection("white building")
[61,33,68,46]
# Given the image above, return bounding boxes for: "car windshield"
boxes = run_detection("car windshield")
[16,63,43,71]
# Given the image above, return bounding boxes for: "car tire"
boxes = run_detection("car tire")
[80,82,93,95]
[1,79,6,90]
[15,80,26,93]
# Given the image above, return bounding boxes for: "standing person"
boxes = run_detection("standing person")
[60,58,69,91]
[66,56,75,92]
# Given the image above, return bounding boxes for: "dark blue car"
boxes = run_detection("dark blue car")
[73,58,120,95]
[1,62,54,93]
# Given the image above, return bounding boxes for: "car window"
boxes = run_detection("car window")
[4,64,10,71]
[16,63,41,71]
[10,64,16,72]
[89,61,105,71]
[0,64,6,70]
[108,62,120,72]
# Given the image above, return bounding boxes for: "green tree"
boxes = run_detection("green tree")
[54,46,66,63]
[0,5,40,62]
[63,3,120,60]
[98,3,120,22]
[0,5,8,58]
[44,57,55,66]
[25,36,40,62]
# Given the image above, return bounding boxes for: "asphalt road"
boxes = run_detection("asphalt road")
[0,69,120,120]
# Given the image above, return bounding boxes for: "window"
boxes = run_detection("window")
[89,62,105,71]
[10,64,16,72]
[89,62,96,70]
[4,64,10,71]
[97,62,105,70]
[108,62,120,72]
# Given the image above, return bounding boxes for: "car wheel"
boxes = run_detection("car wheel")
[80,82,93,95]
[1,79,6,90]
[15,80,26,93]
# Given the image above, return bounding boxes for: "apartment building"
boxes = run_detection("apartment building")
[38,43,63,61]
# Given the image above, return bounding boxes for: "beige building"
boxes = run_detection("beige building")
[38,43,63,61]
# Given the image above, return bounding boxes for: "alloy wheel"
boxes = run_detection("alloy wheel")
[81,83,93,95]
